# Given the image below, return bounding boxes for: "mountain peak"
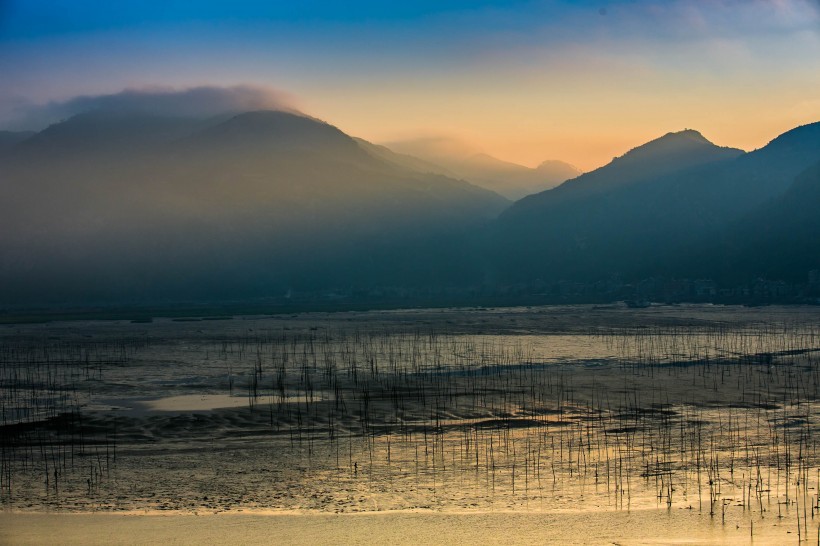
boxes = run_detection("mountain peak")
[664,128,710,142]
[589,128,744,179]
[618,129,727,162]
[505,128,745,219]
[211,109,330,133]
[190,109,359,154]
[535,159,581,177]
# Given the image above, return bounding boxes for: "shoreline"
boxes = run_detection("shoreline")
[0,507,796,545]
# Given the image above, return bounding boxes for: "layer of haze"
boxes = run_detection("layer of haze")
[6,85,299,130]
[1,0,820,170]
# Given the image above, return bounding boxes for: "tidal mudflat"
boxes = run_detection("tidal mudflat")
[2,304,820,544]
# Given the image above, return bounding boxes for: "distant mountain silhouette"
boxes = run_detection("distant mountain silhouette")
[385,137,580,200]
[490,130,744,280]
[507,129,744,217]
[12,110,218,158]
[658,122,820,283]
[0,109,508,303]
[2,113,820,306]
[186,110,359,155]
[354,138,460,178]
[161,111,508,232]
[492,123,820,284]
[451,153,581,200]
[535,160,581,181]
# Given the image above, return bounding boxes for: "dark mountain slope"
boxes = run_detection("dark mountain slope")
[490,123,820,285]
[490,130,745,281]
[0,109,508,304]
[701,160,820,282]
[685,121,820,223]
[506,130,744,219]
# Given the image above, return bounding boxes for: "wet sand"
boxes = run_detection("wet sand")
[0,508,796,545]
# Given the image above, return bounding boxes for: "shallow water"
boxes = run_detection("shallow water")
[2,304,820,543]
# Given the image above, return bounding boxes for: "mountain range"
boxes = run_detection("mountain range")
[0,109,507,302]
[384,136,581,200]
[1,108,819,306]
[491,123,820,284]
[491,122,820,286]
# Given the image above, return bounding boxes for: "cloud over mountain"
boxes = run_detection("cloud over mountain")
[6,85,298,130]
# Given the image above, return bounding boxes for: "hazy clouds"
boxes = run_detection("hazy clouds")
[385,135,481,161]
[4,85,298,130]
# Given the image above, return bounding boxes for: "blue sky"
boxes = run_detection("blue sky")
[0,1,555,36]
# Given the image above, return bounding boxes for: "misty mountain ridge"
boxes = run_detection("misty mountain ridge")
[536,159,579,176]
[164,110,508,223]
[385,136,580,200]
[7,103,314,159]
[506,129,745,219]
[492,123,820,284]
[2,110,820,305]
[2,108,507,226]
[0,108,511,302]
[353,138,461,178]
[10,110,220,159]
[185,110,361,155]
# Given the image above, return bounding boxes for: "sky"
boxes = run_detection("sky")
[1,0,819,170]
